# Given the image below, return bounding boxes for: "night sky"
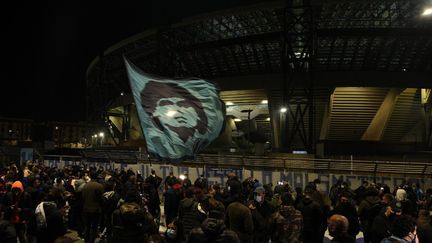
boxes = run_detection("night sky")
[3,1,252,122]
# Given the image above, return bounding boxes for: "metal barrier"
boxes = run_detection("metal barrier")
[152,154,431,177]
[79,150,432,177]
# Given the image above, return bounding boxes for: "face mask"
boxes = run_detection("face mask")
[255,195,263,203]
[166,228,177,239]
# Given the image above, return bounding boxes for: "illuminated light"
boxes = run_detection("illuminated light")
[225,101,234,106]
[402,68,407,72]
[261,100,268,104]
[120,92,124,96]
[99,132,104,137]
[266,117,271,121]
[234,118,242,122]
[8,129,12,133]
[280,107,287,113]
[422,8,432,16]
[293,150,307,154]
[166,110,177,117]
[55,126,59,130]
[179,174,186,180]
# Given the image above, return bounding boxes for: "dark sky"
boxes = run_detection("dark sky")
[3,1,251,122]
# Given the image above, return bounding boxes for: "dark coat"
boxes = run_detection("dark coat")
[370,211,395,243]
[187,218,241,243]
[35,202,67,243]
[0,220,17,243]
[2,191,33,224]
[296,197,325,243]
[81,181,104,213]
[226,201,254,243]
[164,187,180,224]
[331,233,356,243]
[112,202,158,243]
[178,197,206,241]
[331,203,360,237]
[418,224,432,243]
[249,200,275,243]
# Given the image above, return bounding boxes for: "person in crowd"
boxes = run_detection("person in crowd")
[165,171,178,190]
[33,189,67,243]
[81,171,104,243]
[122,174,137,198]
[194,174,208,191]
[111,190,158,243]
[178,186,207,242]
[412,183,424,202]
[2,180,32,243]
[248,186,275,243]
[296,189,325,243]
[294,186,304,208]
[0,215,17,243]
[226,189,254,243]
[328,214,356,243]
[331,191,360,238]
[224,172,243,207]
[25,177,42,210]
[187,198,240,243]
[354,180,369,205]
[101,179,121,243]
[382,193,395,208]
[164,181,181,226]
[358,186,383,243]
[370,202,402,242]
[395,188,417,217]
[416,209,432,243]
[381,215,418,243]
[181,173,193,189]
[271,192,303,243]
[208,184,224,203]
[144,169,162,220]
[329,178,344,207]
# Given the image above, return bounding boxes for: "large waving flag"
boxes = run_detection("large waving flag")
[124,58,225,162]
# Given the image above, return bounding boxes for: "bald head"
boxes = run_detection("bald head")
[328,214,349,237]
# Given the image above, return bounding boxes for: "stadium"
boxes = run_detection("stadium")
[85,0,431,164]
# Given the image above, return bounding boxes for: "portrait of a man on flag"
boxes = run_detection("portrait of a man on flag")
[124,58,225,162]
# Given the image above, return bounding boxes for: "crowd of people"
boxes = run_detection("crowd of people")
[0,161,431,243]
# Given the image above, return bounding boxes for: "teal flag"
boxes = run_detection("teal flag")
[125,58,225,162]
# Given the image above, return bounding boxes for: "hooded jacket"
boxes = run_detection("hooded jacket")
[178,197,206,241]
[187,218,240,243]
[3,181,32,224]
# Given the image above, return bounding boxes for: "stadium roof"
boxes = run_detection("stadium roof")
[86,0,432,151]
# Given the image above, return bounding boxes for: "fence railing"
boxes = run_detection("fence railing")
[76,150,432,177]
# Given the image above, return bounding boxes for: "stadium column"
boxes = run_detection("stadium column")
[275,0,316,153]
[361,88,403,141]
